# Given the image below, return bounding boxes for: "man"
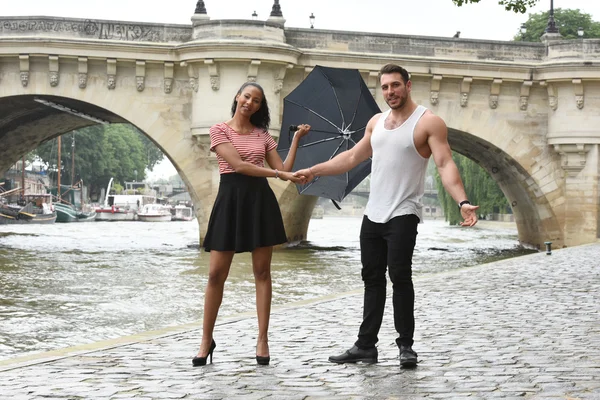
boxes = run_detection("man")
[294,64,479,368]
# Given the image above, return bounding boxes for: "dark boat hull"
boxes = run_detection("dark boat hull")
[0,210,57,224]
[55,203,96,223]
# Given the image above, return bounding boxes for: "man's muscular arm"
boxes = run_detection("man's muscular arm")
[426,114,479,226]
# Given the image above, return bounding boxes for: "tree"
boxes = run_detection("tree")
[34,124,164,200]
[131,126,164,171]
[435,152,510,225]
[453,0,539,14]
[516,8,600,41]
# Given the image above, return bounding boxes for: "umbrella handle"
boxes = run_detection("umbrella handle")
[288,125,298,144]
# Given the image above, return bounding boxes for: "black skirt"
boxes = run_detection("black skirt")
[202,173,287,253]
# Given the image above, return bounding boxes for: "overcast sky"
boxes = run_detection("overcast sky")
[3,0,600,41]
[5,0,597,179]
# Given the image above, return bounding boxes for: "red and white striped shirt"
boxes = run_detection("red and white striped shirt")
[209,122,278,174]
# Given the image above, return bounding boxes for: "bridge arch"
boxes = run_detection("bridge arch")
[446,126,562,248]
[0,67,207,224]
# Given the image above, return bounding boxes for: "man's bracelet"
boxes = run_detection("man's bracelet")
[458,200,471,209]
[274,169,279,179]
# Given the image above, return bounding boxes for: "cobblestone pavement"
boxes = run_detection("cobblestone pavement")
[1,243,599,399]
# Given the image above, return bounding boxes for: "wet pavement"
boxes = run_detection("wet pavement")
[1,243,599,399]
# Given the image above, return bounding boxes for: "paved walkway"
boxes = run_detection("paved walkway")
[1,243,599,399]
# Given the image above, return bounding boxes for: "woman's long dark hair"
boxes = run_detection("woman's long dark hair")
[231,82,271,130]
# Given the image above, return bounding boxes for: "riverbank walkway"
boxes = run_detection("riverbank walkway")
[1,243,599,399]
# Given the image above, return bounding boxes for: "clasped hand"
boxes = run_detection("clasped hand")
[292,167,313,185]
[278,170,306,184]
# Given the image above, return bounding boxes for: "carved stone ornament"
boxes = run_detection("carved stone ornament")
[460,92,469,107]
[78,73,88,89]
[164,78,173,94]
[576,95,584,110]
[107,74,116,90]
[49,71,59,87]
[247,76,257,83]
[549,96,558,111]
[136,76,145,92]
[553,143,590,177]
[210,76,219,91]
[274,79,283,94]
[20,72,29,87]
[519,96,528,111]
[189,77,199,92]
[489,94,499,109]
[430,91,439,105]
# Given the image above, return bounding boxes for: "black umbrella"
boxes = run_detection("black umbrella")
[277,65,380,203]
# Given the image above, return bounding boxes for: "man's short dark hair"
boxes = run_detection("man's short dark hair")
[379,64,410,83]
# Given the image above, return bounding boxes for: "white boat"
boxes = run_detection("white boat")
[95,204,136,221]
[95,178,155,221]
[137,203,172,222]
[171,205,194,221]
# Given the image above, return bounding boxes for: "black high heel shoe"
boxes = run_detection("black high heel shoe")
[256,355,270,365]
[192,339,216,367]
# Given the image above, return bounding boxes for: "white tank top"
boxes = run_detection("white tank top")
[364,105,429,223]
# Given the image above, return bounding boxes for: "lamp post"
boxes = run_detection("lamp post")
[252,10,258,20]
[520,23,527,40]
[545,0,559,33]
[578,26,584,37]
[309,13,315,29]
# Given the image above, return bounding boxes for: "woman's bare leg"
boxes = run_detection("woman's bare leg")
[252,246,273,357]
[197,250,235,357]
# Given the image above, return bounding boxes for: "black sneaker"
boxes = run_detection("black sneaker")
[329,345,378,364]
[399,345,418,368]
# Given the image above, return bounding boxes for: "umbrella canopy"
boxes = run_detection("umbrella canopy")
[277,65,381,202]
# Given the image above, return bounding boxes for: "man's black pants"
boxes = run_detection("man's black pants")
[355,214,419,349]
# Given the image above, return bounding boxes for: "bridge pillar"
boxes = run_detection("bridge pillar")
[547,79,600,246]
[184,19,312,245]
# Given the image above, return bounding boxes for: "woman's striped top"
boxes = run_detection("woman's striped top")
[209,122,278,174]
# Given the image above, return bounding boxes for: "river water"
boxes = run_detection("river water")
[0,217,533,361]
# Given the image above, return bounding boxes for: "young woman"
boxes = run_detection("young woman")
[193,82,310,367]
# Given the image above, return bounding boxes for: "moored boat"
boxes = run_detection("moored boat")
[95,204,136,221]
[0,194,57,225]
[95,178,156,221]
[54,202,96,222]
[171,205,194,221]
[137,203,172,222]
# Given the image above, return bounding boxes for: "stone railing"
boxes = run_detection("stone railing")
[284,28,546,63]
[4,16,599,67]
[0,17,192,43]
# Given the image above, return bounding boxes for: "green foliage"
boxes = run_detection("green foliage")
[34,124,164,200]
[130,126,164,171]
[435,152,509,225]
[112,182,124,194]
[453,0,539,14]
[516,8,600,41]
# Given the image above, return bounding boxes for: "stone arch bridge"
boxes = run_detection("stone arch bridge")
[1,8,599,249]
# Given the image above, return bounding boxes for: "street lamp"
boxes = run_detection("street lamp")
[252,10,258,20]
[309,13,315,29]
[545,0,559,33]
[520,23,527,40]
[578,26,584,37]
